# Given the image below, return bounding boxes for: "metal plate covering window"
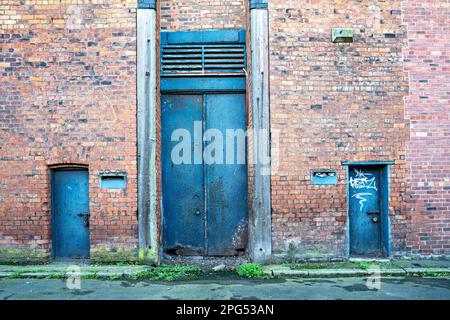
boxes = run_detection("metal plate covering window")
[161,30,248,256]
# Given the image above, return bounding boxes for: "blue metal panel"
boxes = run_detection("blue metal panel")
[162,95,205,254]
[161,77,246,93]
[100,175,126,190]
[137,0,156,9]
[161,30,246,77]
[380,165,391,256]
[250,0,269,9]
[162,30,246,45]
[348,166,382,255]
[52,169,90,259]
[161,44,246,75]
[312,170,338,185]
[205,94,248,255]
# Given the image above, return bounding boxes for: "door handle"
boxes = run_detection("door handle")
[195,209,201,216]
[77,213,90,228]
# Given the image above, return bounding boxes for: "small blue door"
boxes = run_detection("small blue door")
[52,169,90,259]
[162,93,248,256]
[349,167,382,256]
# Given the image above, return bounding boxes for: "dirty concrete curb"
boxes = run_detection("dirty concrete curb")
[263,266,450,278]
[0,271,142,279]
[403,268,450,274]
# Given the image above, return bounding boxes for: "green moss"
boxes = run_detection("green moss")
[0,247,48,265]
[406,271,450,278]
[138,247,158,264]
[131,265,201,281]
[82,271,101,280]
[358,262,372,270]
[287,262,360,270]
[115,261,139,266]
[45,273,66,279]
[10,271,24,279]
[90,247,139,264]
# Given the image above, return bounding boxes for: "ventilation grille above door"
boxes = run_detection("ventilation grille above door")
[161,44,246,76]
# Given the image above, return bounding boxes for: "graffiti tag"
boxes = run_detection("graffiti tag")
[350,169,377,211]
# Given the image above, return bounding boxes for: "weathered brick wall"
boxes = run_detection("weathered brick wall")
[1,0,447,263]
[0,0,138,263]
[269,0,410,257]
[160,0,246,31]
[403,0,450,256]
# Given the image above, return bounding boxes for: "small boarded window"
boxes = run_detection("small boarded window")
[100,174,126,190]
[312,170,338,185]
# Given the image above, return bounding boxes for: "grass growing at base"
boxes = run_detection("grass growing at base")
[406,271,450,278]
[131,265,202,281]
[10,271,23,279]
[236,263,268,278]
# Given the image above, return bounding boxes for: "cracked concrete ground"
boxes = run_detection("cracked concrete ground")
[0,277,449,300]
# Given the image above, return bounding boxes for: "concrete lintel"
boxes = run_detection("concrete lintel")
[137,8,157,264]
[249,8,272,263]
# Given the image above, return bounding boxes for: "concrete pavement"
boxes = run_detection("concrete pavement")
[0,277,449,300]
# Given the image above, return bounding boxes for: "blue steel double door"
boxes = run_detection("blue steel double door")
[162,93,248,256]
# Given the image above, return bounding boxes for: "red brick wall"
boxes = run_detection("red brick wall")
[403,0,450,256]
[160,0,246,31]
[0,0,138,262]
[1,0,448,263]
[269,0,410,257]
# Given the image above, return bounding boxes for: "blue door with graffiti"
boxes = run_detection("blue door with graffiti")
[52,169,90,259]
[162,93,248,256]
[349,167,382,256]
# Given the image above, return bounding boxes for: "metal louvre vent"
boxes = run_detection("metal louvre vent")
[161,44,246,75]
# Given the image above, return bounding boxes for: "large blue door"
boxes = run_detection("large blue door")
[162,93,248,256]
[349,167,382,256]
[52,169,90,259]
